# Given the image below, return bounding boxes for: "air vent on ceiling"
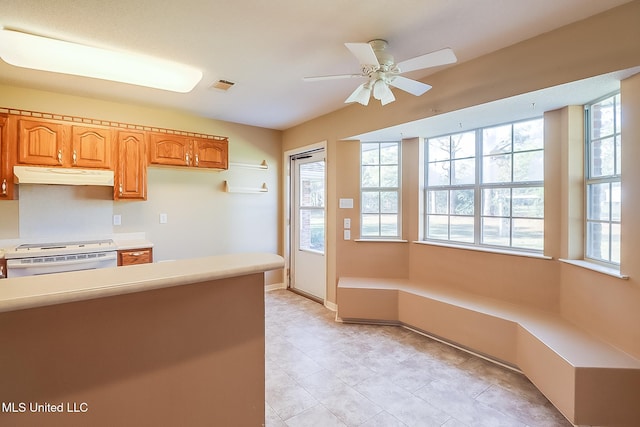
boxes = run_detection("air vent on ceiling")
[210,79,236,91]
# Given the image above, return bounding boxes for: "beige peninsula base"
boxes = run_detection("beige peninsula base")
[0,253,283,426]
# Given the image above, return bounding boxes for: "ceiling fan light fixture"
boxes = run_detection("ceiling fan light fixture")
[372,79,395,105]
[345,82,371,106]
[380,89,395,106]
[0,28,203,93]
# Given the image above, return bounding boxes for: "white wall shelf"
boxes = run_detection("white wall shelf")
[228,160,268,170]
[224,181,268,194]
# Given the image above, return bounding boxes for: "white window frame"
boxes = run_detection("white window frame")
[424,118,544,252]
[584,92,621,266]
[360,141,401,239]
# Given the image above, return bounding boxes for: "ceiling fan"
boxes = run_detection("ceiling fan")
[304,39,457,106]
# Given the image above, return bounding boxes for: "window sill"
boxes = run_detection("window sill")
[355,239,409,243]
[413,240,552,260]
[558,259,628,279]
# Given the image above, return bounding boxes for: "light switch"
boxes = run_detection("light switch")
[344,218,351,229]
[339,198,354,209]
[113,214,122,226]
[159,213,168,224]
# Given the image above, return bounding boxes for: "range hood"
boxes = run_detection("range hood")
[13,166,114,186]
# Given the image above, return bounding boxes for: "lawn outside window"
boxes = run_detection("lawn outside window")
[361,141,401,239]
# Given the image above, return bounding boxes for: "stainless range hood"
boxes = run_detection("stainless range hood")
[13,166,114,186]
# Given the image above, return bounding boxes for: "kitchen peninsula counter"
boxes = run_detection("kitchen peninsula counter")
[0,252,284,427]
[0,252,282,312]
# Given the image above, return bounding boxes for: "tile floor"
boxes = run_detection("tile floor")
[265,289,574,427]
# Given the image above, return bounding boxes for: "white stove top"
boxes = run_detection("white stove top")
[5,239,117,259]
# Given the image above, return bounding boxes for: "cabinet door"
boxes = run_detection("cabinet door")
[17,118,66,166]
[148,133,191,166]
[115,131,147,200]
[71,126,113,169]
[193,138,228,169]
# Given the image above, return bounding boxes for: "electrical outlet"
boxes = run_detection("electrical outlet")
[113,214,122,226]
[344,230,351,240]
[159,213,168,224]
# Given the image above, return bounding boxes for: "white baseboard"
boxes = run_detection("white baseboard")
[265,282,286,292]
[324,300,337,312]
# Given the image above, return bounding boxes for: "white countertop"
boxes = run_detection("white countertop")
[0,252,284,313]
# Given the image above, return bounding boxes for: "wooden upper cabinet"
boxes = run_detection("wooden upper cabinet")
[148,133,191,166]
[148,132,228,170]
[115,130,147,200]
[193,138,228,169]
[71,126,113,169]
[17,118,113,169]
[17,118,66,166]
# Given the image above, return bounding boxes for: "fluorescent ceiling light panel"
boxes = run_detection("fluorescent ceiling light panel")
[0,29,202,93]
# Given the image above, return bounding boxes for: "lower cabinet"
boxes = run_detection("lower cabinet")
[0,258,6,279]
[117,248,153,266]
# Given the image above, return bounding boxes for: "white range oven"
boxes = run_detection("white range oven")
[4,239,118,278]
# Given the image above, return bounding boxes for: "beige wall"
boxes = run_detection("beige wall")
[1,2,639,358]
[559,72,640,358]
[0,85,283,284]
[283,1,640,358]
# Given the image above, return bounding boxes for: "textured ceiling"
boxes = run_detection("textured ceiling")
[0,0,633,130]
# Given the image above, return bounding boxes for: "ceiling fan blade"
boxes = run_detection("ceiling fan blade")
[345,42,380,66]
[303,74,364,82]
[396,48,457,73]
[388,76,432,96]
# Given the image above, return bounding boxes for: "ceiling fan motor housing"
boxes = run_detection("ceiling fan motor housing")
[368,39,395,69]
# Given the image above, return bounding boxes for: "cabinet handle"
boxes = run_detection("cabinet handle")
[72,149,77,165]
[186,153,190,165]
[131,252,142,256]
[195,154,199,167]
[119,183,123,196]
[1,179,6,195]
[58,149,63,164]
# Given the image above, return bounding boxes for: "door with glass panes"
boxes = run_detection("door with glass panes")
[290,150,326,300]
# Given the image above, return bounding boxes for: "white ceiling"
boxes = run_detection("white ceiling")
[0,0,634,131]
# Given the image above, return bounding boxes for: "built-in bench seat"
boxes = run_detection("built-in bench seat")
[337,277,640,426]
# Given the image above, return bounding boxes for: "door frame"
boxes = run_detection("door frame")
[283,141,327,303]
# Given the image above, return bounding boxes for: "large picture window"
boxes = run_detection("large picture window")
[361,141,400,239]
[585,93,621,265]
[425,118,544,251]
